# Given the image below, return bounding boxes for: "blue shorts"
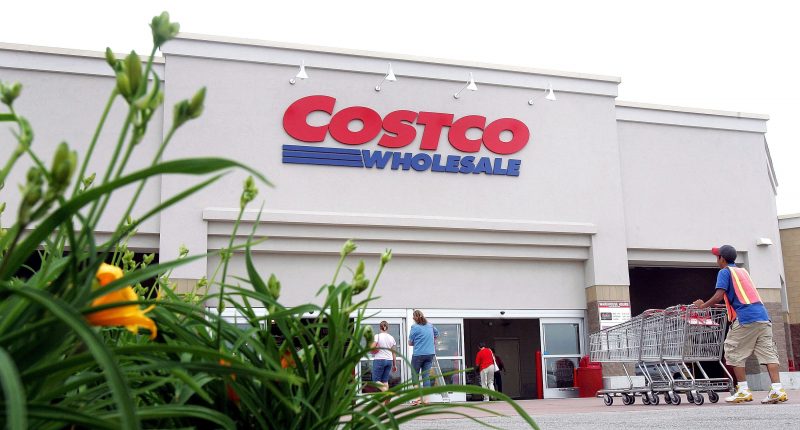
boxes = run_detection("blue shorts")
[372,359,393,383]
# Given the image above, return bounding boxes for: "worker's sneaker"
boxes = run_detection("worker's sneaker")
[761,389,788,404]
[725,389,753,403]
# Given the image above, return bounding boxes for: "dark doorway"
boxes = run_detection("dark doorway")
[629,267,718,315]
[464,318,540,399]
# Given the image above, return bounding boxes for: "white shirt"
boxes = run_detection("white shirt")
[373,332,396,360]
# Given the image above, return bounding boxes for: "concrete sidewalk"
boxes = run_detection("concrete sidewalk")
[399,390,800,429]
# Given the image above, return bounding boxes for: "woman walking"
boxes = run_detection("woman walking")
[371,321,397,403]
[407,309,439,405]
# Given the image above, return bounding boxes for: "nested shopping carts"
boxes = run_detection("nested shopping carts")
[589,305,733,406]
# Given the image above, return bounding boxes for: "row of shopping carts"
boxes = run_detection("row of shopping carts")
[589,304,733,406]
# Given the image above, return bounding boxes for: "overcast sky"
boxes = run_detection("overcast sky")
[3,0,798,215]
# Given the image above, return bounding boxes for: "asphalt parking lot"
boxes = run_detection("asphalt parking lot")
[399,390,799,430]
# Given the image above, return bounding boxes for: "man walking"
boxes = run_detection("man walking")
[693,245,787,404]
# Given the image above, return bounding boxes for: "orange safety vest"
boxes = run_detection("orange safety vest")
[722,266,762,322]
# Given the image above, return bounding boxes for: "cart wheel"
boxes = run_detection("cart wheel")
[650,392,660,405]
[693,393,704,405]
[670,392,681,405]
[708,391,719,403]
[686,391,694,403]
[622,393,634,405]
[663,393,672,404]
[641,394,651,405]
[603,394,613,406]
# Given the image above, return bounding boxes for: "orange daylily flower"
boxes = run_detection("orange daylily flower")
[86,263,157,339]
[280,350,296,369]
[219,359,241,405]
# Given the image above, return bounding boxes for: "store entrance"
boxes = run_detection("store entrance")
[464,318,540,400]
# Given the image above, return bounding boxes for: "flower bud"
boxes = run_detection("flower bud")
[189,87,206,118]
[116,71,132,100]
[172,99,191,129]
[267,274,281,300]
[150,12,180,48]
[125,51,142,100]
[341,239,357,257]
[50,142,77,190]
[1,81,22,106]
[82,173,96,190]
[381,249,392,266]
[178,244,189,258]
[105,47,117,68]
[240,175,258,208]
[0,202,5,215]
[352,261,369,295]
[143,253,155,265]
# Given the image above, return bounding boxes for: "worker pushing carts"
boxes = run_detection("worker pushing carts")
[589,304,733,406]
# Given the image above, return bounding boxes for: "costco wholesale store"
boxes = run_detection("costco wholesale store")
[0,35,792,400]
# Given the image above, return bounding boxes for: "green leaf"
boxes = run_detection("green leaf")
[0,347,27,430]
[0,157,270,280]
[133,405,236,430]
[19,404,116,430]
[7,287,138,430]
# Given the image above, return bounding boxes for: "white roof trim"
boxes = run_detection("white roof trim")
[0,43,164,78]
[173,33,620,83]
[0,42,164,64]
[616,100,768,133]
[616,100,768,120]
[779,214,800,230]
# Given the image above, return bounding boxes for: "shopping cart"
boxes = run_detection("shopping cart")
[659,304,733,405]
[590,305,732,406]
[589,309,664,406]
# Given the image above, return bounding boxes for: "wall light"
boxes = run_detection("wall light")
[453,72,478,99]
[756,238,773,246]
[289,60,309,85]
[528,83,558,105]
[375,63,397,91]
[545,83,557,101]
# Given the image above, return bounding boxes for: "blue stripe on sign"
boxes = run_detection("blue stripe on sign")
[283,156,364,168]
[283,149,363,162]
[282,144,361,156]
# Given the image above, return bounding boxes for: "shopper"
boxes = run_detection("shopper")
[474,342,497,401]
[408,309,439,405]
[371,321,397,403]
[491,347,505,394]
[693,245,788,404]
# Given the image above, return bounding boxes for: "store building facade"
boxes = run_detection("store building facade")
[0,35,788,399]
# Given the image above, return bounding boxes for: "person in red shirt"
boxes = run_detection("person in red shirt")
[475,342,497,401]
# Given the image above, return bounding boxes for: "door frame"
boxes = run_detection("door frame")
[539,317,585,399]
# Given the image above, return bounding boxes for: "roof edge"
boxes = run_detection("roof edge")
[173,32,621,83]
[0,42,164,64]
[616,100,768,120]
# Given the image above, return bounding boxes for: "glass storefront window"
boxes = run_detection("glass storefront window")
[366,323,401,359]
[544,357,579,388]
[360,359,402,388]
[543,323,580,355]
[432,358,463,386]
[434,324,461,357]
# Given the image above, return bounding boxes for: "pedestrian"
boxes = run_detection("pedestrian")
[474,342,497,401]
[693,245,788,404]
[371,321,397,404]
[408,309,439,405]
[491,347,505,394]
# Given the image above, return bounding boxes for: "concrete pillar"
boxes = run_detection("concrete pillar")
[586,285,630,377]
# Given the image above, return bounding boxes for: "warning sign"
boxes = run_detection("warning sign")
[598,301,631,329]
